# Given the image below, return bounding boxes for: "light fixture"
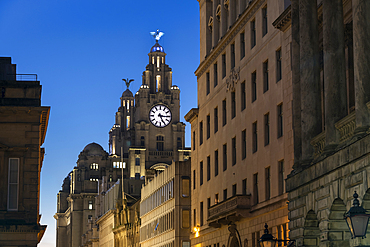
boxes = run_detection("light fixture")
[345,191,370,238]
[193,225,200,238]
[259,223,295,247]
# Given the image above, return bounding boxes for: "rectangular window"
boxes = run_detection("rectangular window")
[251,19,256,48]
[215,193,219,204]
[206,72,210,95]
[232,136,236,166]
[252,121,258,153]
[232,184,237,196]
[252,232,256,247]
[277,103,283,138]
[242,178,247,195]
[276,48,282,82]
[223,188,228,201]
[262,6,268,36]
[200,201,204,226]
[240,32,245,59]
[193,209,196,227]
[207,156,211,181]
[193,170,196,190]
[135,157,140,166]
[242,129,246,160]
[252,71,257,102]
[265,167,271,200]
[207,115,210,139]
[199,121,203,145]
[8,158,19,211]
[214,63,218,87]
[278,160,285,195]
[182,210,190,228]
[200,161,203,186]
[193,131,196,150]
[231,91,236,119]
[223,143,227,171]
[222,99,227,126]
[182,178,190,197]
[222,53,226,78]
[263,60,269,93]
[264,113,270,146]
[214,149,219,177]
[214,107,218,133]
[231,43,235,69]
[253,173,259,204]
[88,200,93,210]
[241,81,246,111]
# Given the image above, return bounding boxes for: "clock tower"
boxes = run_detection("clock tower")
[109,36,189,181]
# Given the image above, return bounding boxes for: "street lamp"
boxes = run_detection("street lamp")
[259,223,295,247]
[345,191,370,238]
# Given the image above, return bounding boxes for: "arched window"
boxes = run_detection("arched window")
[156,135,164,151]
[90,163,99,170]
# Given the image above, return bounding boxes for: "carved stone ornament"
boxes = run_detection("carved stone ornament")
[226,67,240,92]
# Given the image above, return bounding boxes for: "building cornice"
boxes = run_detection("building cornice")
[96,209,115,225]
[184,108,199,123]
[272,5,291,31]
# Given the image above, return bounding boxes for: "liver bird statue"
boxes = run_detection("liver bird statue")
[122,78,134,89]
[150,29,164,41]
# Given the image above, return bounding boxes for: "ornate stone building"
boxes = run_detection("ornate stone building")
[186,0,293,246]
[0,57,50,246]
[285,0,370,246]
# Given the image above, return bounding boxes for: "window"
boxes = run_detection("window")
[223,143,227,171]
[182,178,190,197]
[277,104,283,138]
[207,156,211,181]
[135,157,140,166]
[278,160,285,195]
[193,209,196,227]
[241,81,246,111]
[223,188,228,201]
[222,99,227,126]
[193,131,196,150]
[251,19,256,48]
[253,173,259,204]
[252,71,257,102]
[232,136,236,166]
[264,113,270,146]
[265,167,270,200]
[240,32,245,59]
[231,43,235,69]
[214,107,218,133]
[262,6,268,36]
[8,158,19,211]
[242,129,246,160]
[135,173,140,180]
[276,48,282,82]
[207,115,210,139]
[222,53,226,78]
[90,163,99,170]
[199,121,203,145]
[183,242,191,247]
[182,210,190,228]
[252,122,258,153]
[231,91,236,119]
[214,63,218,87]
[156,135,164,151]
[263,60,269,92]
[215,193,219,204]
[193,170,196,190]
[200,161,203,186]
[232,184,237,196]
[206,72,210,95]
[214,149,219,177]
[141,136,145,146]
[88,200,93,210]
[177,137,182,149]
[200,202,204,226]
[109,174,113,182]
[242,178,247,195]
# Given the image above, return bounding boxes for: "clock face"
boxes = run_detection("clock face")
[149,104,172,127]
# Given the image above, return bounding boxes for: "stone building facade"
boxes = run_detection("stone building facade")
[186,0,293,246]
[285,0,370,246]
[0,57,50,246]
[140,160,191,247]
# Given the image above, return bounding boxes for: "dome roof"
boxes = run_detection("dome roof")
[150,42,164,53]
[83,142,105,156]
[122,89,133,97]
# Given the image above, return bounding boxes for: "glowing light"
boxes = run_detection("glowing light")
[194,226,200,238]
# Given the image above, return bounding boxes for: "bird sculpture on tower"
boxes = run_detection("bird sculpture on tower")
[150,29,164,42]
[122,78,134,89]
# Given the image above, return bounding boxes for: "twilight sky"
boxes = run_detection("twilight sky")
[0,1,200,245]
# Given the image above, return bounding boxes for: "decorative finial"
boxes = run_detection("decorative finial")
[122,78,134,89]
[150,29,164,42]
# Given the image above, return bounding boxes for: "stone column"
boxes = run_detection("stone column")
[322,0,347,149]
[213,0,220,47]
[221,0,228,36]
[291,0,302,164]
[229,0,236,26]
[352,0,370,132]
[299,0,322,162]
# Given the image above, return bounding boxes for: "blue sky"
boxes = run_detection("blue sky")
[0,1,199,245]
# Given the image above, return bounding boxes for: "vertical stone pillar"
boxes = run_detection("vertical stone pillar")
[352,0,370,132]
[229,0,236,26]
[291,0,302,164]
[221,0,228,36]
[299,0,322,161]
[322,0,347,149]
[213,0,220,47]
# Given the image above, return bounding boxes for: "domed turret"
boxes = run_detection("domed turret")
[122,89,133,98]
[150,42,164,53]
[82,142,105,156]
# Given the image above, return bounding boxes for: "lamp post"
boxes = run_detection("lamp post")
[345,191,370,238]
[259,223,295,247]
